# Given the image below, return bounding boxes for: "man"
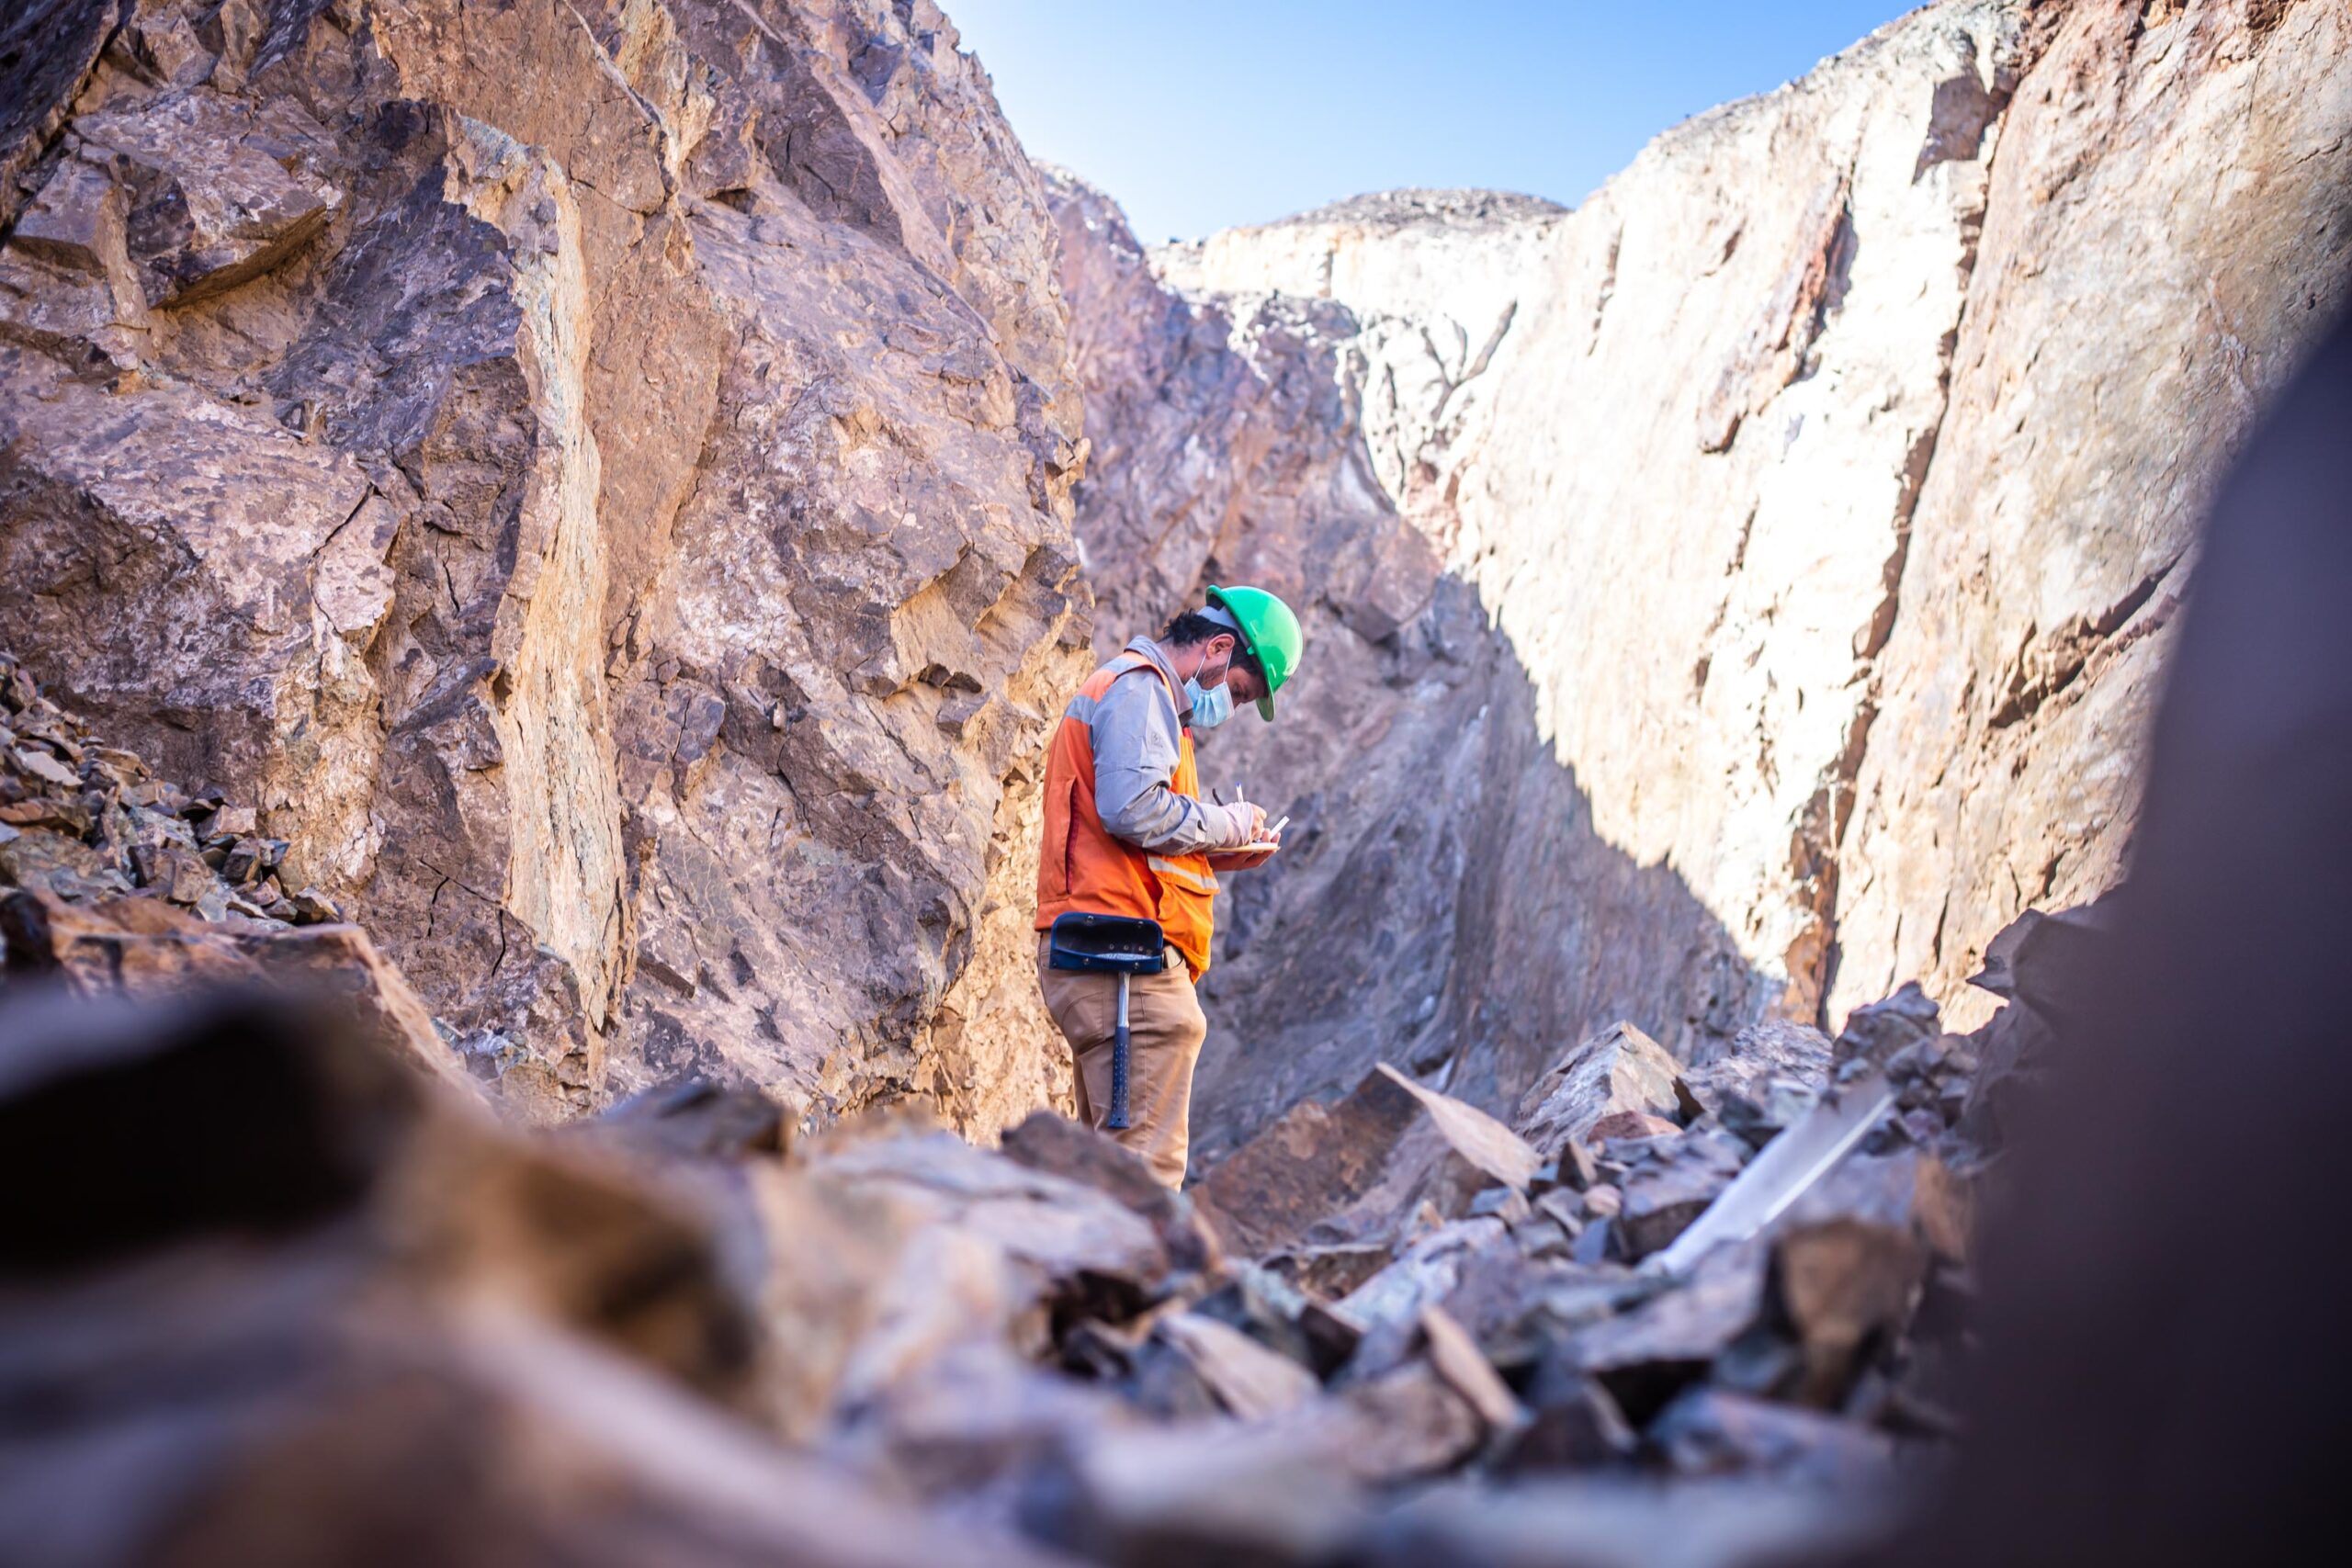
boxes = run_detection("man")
[1034,584,1305,1187]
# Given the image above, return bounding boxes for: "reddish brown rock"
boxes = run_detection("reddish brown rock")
[1616,1129,1750,1261]
[1193,1064,1425,1257]
[1377,1061,1545,1190]
[0,0,1089,1135]
[1588,1110,1684,1145]
[1770,1217,1929,1407]
[0,988,1054,1568]
[1518,1021,1692,1157]
[1000,1108,1221,1275]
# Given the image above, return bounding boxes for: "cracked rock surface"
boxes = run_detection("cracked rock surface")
[0,897,2062,1567]
[0,0,1089,1132]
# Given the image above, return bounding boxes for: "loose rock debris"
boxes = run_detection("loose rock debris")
[0,652,345,936]
[0,651,2075,1564]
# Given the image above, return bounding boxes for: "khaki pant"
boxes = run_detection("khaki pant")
[1035,934,1207,1188]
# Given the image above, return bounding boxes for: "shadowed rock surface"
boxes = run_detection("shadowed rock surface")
[1879,303,2352,1568]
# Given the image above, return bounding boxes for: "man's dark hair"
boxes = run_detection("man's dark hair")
[1159,609,1225,646]
[1161,609,1262,684]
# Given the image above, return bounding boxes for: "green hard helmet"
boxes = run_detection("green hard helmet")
[1205,584,1303,720]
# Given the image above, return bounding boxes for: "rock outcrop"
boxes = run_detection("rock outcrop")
[1050,0,2352,1158]
[0,0,1088,1133]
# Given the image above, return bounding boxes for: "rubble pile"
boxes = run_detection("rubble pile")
[0,767,2088,1565]
[0,649,583,1105]
[0,648,347,938]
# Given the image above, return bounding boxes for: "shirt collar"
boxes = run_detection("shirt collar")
[1125,635,1193,726]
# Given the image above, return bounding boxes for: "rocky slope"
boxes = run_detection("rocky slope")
[0,0,1087,1132]
[1052,0,2352,1158]
[0,865,2058,1567]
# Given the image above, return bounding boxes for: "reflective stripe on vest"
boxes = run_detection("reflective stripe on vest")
[1147,855,1219,896]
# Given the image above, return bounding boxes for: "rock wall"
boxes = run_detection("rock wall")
[1832,0,2352,1017]
[1053,0,2352,1157]
[0,0,1087,1133]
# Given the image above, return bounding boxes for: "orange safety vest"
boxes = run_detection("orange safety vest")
[1035,651,1218,978]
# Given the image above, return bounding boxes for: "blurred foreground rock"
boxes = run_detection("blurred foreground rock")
[0,989,1056,1568]
[0,885,2080,1564]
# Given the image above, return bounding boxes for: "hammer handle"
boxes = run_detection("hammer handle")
[1106,973,1133,1130]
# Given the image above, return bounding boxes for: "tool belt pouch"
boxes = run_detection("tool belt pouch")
[1047,912,1168,975]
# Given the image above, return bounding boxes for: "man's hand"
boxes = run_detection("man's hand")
[1210,803,1277,870]
[1215,800,1267,849]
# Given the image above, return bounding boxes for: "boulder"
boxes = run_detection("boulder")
[1378,1060,1545,1191]
[1188,1260,1363,1379]
[1564,1243,1770,1421]
[1419,1302,1530,1439]
[1831,983,1942,1071]
[1616,1129,1751,1262]
[1151,1310,1320,1420]
[68,86,345,306]
[1498,1349,1640,1473]
[1193,1064,1425,1257]
[1515,1022,1692,1159]
[1682,1019,1836,1150]
[1769,1217,1929,1408]
[748,1126,1177,1436]
[594,1077,792,1162]
[1000,1108,1220,1275]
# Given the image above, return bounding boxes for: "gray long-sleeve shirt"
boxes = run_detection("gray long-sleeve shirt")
[1091,637,1253,854]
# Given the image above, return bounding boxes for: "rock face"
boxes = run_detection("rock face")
[1829,0,2352,1018]
[1050,0,2352,1157]
[0,0,1088,1132]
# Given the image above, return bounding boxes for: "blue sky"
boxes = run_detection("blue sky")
[946,1,1917,243]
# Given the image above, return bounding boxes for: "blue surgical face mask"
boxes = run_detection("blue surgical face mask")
[1184,643,1237,729]
[1186,677,1234,729]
